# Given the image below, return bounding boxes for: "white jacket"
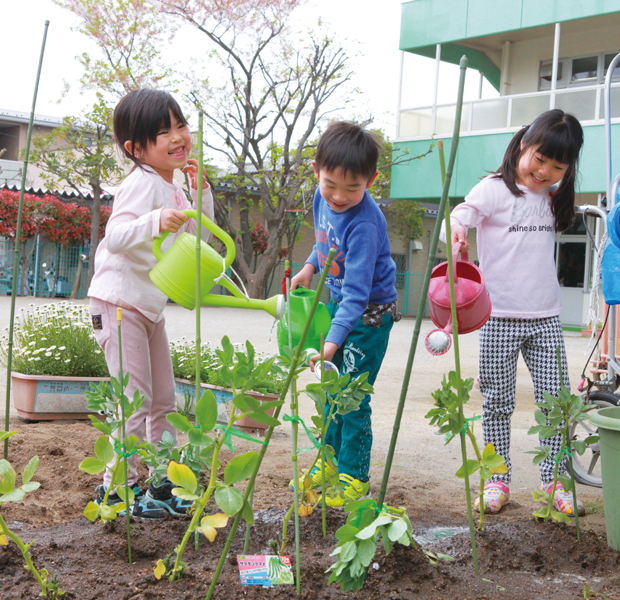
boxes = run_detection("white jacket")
[448,176,561,319]
[88,166,214,322]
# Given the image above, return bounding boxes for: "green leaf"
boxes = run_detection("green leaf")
[335,524,360,543]
[79,457,106,475]
[100,503,118,521]
[172,488,199,501]
[357,515,392,540]
[242,411,280,427]
[196,389,218,432]
[484,454,505,469]
[534,410,548,426]
[455,460,480,479]
[94,435,114,464]
[116,486,136,504]
[571,440,587,455]
[20,482,40,493]
[381,526,394,554]
[167,461,197,495]
[188,429,212,447]
[0,431,16,442]
[0,489,25,503]
[357,538,376,567]
[214,485,243,517]
[531,489,549,502]
[559,475,573,492]
[83,501,100,522]
[224,451,258,485]
[339,540,357,562]
[0,460,16,495]
[387,519,408,542]
[233,393,260,413]
[241,498,255,525]
[21,456,39,485]
[167,412,193,433]
[87,418,111,435]
[482,443,496,460]
[538,426,559,440]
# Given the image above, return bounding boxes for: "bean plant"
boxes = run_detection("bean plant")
[278,364,373,553]
[327,498,451,592]
[152,336,285,583]
[527,349,598,538]
[425,371,508,530]
[0,431,64,598]
[79,371,147,524]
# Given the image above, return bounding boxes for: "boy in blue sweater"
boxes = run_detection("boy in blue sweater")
[291,121,399,507]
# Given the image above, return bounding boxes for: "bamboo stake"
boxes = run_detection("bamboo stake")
[377,55,470,509]
[194,111,204,552]
[116,309,132,563]
[284,261,302,592]
[440,137,479,574]
[205,248,337,600]
[4,21,49,459]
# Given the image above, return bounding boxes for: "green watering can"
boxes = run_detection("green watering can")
[150,209,284,319]
[277,288,331,354]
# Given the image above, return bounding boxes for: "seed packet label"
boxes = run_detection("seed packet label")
[237,555,294,586]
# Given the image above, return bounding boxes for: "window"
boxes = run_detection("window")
[571,56,598,84]
[539,51,620,91]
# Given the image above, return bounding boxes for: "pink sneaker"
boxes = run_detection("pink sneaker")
[474,482,510,514]
[542,481,586,516]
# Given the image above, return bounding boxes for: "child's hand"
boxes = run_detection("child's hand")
[308,342,338,372]
[160,209,189,234]
[451,224,469,252]
[291,263,315,290]
[182,159,208,190]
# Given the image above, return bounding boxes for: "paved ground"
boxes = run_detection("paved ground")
[0,295,603,503]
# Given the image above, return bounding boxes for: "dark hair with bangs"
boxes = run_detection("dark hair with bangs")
[494,109,583,232]
[315,121,380,182]
[113,88,188,168]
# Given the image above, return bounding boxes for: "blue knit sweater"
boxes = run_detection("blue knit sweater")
[306,187,397,347]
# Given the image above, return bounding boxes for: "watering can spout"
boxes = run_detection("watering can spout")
[149,208,285,319]
[201,291,285,319]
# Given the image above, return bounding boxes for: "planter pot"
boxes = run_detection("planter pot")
[11,372,109,421]
[587,406,620,551]
[174,378,279,434]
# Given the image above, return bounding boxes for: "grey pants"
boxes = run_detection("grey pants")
[478,316,568,485]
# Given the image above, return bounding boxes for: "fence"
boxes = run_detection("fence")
[0,240,431,317]
[0,238,88,298]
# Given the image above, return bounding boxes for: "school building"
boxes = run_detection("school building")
[392,0,620,327]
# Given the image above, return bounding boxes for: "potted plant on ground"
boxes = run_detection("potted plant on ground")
[0,301,109,420]
[169,337,286,433]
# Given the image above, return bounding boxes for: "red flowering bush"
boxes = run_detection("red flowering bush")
[0,190,108,244]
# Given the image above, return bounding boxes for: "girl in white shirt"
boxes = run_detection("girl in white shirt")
[449,109,584,517]
[88,88,214,519]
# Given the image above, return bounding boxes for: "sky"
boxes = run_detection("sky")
[0,0,495,139]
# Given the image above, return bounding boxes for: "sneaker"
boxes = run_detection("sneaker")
[94,484,143,516]
[473,482,510,514]
[145,477,194,517]
[323,473,370,509]
[130,495,169,520]
[542,481,586,517]
[289,459,337,491]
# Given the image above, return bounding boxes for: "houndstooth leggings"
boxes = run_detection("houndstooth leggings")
[478,316,569,485]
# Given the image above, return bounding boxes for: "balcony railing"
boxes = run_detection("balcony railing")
[397,82,620,140]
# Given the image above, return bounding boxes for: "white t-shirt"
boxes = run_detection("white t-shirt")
[88,166,214,322]
[449,176,561,319]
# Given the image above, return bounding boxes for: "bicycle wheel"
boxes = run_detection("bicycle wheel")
[571,390,620,487]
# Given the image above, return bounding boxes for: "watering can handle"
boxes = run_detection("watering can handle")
[444,242,470,284]
[152,209,237,270]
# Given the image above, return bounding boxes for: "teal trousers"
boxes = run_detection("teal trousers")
[324,301,394,482]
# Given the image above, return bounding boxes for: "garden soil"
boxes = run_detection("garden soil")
[0,297,618,599]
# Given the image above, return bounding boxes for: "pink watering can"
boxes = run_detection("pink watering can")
[425,243,492,355]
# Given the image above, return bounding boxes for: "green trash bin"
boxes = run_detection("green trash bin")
[588,406,620,551]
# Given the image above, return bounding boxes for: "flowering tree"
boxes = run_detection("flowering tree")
[54,0,355,297]
[156,0,354,296]
[54,0,175,98]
